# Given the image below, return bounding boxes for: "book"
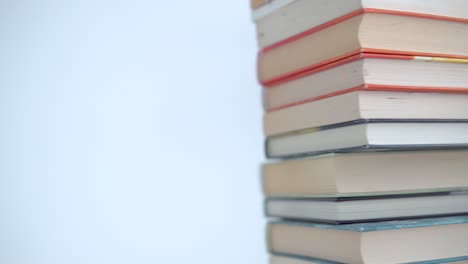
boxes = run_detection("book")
[262,53,468,112]
[268,216,468,264]
[263,150,468,198]
[253,0,468,48]
[266,121,468,158]
[264,91,468,136]
[266,193,468,223]
[270,255,468,264]
[258,11,468,86]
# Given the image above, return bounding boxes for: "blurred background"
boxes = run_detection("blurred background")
[0,1,264,263]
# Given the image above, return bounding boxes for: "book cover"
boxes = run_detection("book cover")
[271,254,468,264]
[273,215,468,233]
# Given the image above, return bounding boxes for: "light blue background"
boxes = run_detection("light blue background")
[1,1,264,263]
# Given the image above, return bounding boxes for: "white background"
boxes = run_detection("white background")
[1,1,265,263]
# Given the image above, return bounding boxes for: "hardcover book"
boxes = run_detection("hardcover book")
[262,54,468,112]
[258,12,468,86]
[263,150,468,198]
[264,91,468,136]
[266,193,468,223]
[268,216,468,264]
[266,121,468,158]
[270,255,468,264]
[253,0,468,47]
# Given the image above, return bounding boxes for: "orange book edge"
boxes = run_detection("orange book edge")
[251,0,269,10]
[261,49,468,88]
[266,53,468,112]
[268,84,468,112]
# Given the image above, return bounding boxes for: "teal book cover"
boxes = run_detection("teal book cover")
[277,216,468,232]
[273,254,468,264]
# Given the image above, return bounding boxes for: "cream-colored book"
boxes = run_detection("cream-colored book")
[254,0,468,48]
[258,12,468,86]
[262,54,468,113]
[263,150,468,198]
[268,216,468,264]
[266,193,468,223]
[266,122,468,158]
[264,91,468,136]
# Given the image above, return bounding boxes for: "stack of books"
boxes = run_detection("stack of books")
[251,0,468,263]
